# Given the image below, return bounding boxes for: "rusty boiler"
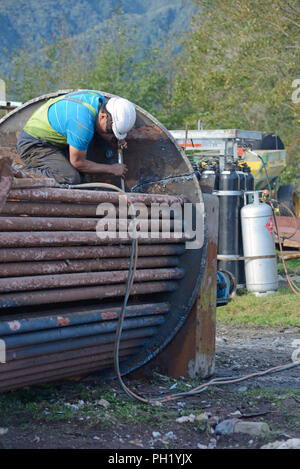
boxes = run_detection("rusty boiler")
[0,91,219,392]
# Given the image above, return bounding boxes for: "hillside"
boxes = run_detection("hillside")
[0,0,196,75]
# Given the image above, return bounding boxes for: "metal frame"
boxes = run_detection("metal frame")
[170,129,262,171]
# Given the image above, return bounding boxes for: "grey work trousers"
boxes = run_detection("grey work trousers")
[15,131,82,184]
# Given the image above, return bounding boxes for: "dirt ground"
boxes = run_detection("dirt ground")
[0,323,299,450]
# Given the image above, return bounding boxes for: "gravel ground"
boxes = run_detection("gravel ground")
[0,323,299,450]
[215,324,300,389]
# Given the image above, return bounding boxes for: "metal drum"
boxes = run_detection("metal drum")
[0,90,207,391]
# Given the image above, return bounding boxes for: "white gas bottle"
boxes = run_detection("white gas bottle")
[241,192,278,294]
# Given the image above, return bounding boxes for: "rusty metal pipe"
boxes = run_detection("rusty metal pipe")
[0,244,185,262]
[0,347,140,386]
[0,356,135,392]
[8,188,185,205]
[0,302,170,336]
[0,244,185,263]
[1,202,155,218]
[0,231,187,247]
[12,178,56,189]
[5,326,158,361]
[0,338,144,374]
[0,257,179,277]
[0,268,184,293]
[2,201,101,217]
[0,280,178,308]
[0,216,177,232]
[4,315,166,348]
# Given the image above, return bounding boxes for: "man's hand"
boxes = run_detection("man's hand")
[110,163,128,178]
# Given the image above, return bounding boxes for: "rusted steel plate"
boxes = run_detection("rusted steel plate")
[0,256,179,277]
[0,280,178,308]
[137,193,218,379]
[0,268,184,293]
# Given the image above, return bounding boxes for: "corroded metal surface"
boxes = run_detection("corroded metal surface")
[0,303,170,335]
[134,193,218,379]
[0,281,178,308]
[1,201,155,217]
[0,243,185,262]
[0,231,188,247]
[0,256,180,277]
[8,187,185,205]
[0,216,177,232]
[0,156,12,211]
[0,90,209,390]
[0,302,169,391]
[0,268,184,293]
[0,89,203,203]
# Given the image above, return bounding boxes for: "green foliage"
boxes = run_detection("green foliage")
[7,21,90,101]
[3,0,300,187]
[173,0,300,182]
[1,0,196,83]
[5,8,180,128]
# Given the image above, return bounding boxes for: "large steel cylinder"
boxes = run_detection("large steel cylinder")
[0,90,208,391]
[235,165,246,287]
[241,192,278,294]
[217,164,240,280]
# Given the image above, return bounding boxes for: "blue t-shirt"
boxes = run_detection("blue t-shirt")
[48,90,106,151]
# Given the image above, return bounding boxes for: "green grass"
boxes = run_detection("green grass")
[0,382,178,428]
[0,379,213,430]
[277,256,300,275]
[238,387,300,432]
[217,287,300,326]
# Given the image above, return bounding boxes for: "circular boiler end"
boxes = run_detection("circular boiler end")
[0,90,207,380]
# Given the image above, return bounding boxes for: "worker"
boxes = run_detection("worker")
[15,90,136,184]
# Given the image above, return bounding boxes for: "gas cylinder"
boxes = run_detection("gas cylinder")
[199,163,219,192]
[236,164,246,287]
[217,164,240,281]
[241,192,278,294]
[243,163,254,192]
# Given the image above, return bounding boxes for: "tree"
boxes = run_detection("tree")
[6,8,179,128]
[7,21,90,101]
[172,0,300,182]
[87,8,178,126]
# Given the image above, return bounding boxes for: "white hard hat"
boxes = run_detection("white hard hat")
[106,97,136,140]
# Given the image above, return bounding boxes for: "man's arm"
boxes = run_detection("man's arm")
[69,146,127,177]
